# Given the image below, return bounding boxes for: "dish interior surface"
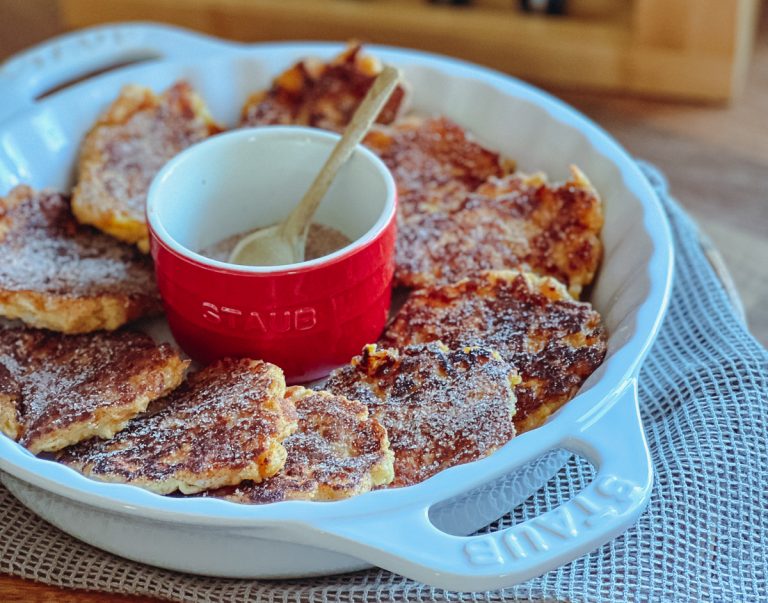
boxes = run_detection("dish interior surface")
[0,33,673,586]
[150,127,392,265]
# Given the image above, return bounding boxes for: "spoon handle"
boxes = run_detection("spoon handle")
[282,65,401,242]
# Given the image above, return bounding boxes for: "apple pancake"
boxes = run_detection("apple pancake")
[394,167,603,297]
[205,387,394,503]
[72,81,222,251]
[0,328,187,455]
[59,358,298,495]
[325,342,519,487]
[364,116,509,220]
[0,186,162,333]
[381,270,607,433]
[240,43,407,132]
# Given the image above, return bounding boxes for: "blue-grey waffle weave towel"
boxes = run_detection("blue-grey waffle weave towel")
[1,162,766,602]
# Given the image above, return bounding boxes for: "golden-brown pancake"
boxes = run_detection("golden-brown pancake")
[0,328,187,455]
[364,116,509,220]
[394,167,603,297]
[0,186,162,333]
[72,81,222,251]
[205,386,394,503]
[381,270,607,433]
[59,358,297,495]
[240,43,407,132]
[325,342,518,487]
[0,363,21,441]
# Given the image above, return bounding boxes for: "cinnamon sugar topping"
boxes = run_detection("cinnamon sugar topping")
[72,81,221,249]
[59,358,297,495]
[364,116,508,221]
[393,168,603,296]
[205,386,394,503]
[0,328,187,454]
[240,43,406,132]
[0,185,161,332]
[325,342,518,487]
[381,270,607,433]
[0,186,158,298]
[201,223,352,263]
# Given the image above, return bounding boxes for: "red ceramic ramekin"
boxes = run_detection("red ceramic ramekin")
[146,127,397,383]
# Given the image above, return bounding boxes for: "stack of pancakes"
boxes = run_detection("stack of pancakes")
[0,43,606,498]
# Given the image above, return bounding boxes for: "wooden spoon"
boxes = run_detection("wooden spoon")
[228,66,401,266]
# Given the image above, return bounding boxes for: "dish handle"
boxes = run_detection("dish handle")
[0,22,237,123]
[320,380,653,591]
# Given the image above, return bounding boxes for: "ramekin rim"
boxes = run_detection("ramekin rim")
[146,126,398,275]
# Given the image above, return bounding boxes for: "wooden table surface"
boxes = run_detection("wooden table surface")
[0,2,766,601]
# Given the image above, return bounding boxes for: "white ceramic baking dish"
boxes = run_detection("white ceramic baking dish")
[0,23,673,591]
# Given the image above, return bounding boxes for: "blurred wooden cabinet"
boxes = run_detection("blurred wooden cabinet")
[56,0,761,101]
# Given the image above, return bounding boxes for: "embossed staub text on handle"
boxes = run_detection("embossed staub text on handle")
[463,475,644,566]
[201,302,317,333]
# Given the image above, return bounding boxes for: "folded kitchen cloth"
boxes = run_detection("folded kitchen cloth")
[0,161,766,602]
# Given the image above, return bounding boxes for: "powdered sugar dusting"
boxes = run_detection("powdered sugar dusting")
[0,328,182,451]
[325,342,517,487]
[0,186,158,298]
[58,358,295,494]
[381,271,607,433]
[205,386,393,502]
[393,171,603,294]
[363,116,506,220]
[78,81,221,221]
